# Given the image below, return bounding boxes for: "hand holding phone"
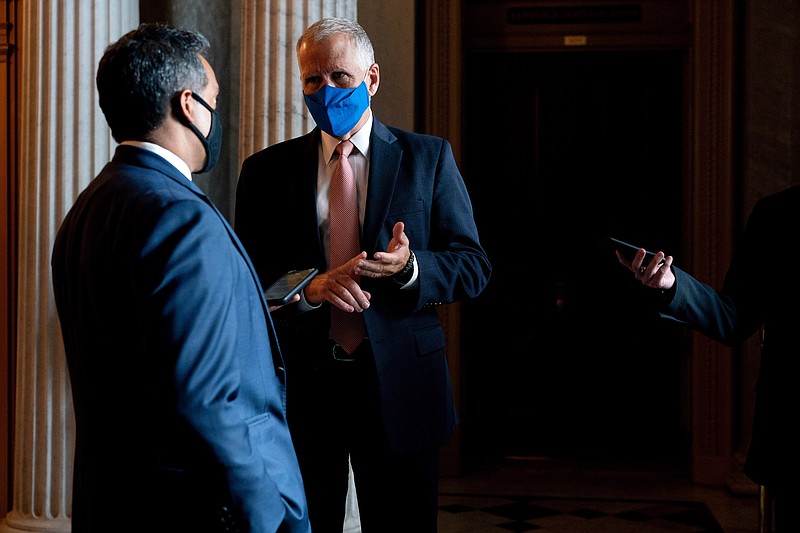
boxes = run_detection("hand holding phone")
[264,268,318,306]
[606,236,658,263]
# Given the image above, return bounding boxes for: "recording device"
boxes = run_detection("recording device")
[264,268,318,306]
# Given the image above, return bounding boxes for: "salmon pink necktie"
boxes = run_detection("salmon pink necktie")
[329,140,366,354]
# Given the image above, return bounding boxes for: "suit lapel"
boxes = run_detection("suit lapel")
[300,130,330,266]
[363,120,402,252]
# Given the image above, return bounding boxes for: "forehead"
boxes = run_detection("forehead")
[298,33,359,75]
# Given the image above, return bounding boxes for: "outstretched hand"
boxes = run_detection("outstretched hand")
[616,248,676,290]
[355,221,410,279]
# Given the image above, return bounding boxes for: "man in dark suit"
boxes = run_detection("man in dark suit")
[615,187,800,532]
[234,17,491,533]
[51,24,310,533]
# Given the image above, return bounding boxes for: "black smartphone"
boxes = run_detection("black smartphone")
[606,236,661,264]
[264,268,318,306]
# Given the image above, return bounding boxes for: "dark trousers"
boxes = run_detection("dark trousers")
[287,342,440,533]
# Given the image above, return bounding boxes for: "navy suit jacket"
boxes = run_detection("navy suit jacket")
[661,185,800,488]
[235,118,491,454]
[52,145,310,532]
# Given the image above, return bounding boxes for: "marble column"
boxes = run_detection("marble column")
[0,2,138,532]
[237,2,360,530]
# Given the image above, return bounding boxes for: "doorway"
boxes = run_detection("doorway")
[460,49,687,466]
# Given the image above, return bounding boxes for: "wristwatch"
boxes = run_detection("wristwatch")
[391,249,415,286]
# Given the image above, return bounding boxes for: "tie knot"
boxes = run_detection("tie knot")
[336,140,354,158]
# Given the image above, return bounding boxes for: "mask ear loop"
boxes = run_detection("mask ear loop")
[184,92,219,173]
[183,94,211,143]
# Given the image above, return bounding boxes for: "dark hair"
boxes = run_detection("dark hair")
[96,23,210,142]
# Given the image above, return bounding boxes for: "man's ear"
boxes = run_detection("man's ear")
[367,63,380,97]
[172,89,194,125]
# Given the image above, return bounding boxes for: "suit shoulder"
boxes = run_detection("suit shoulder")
[95,163,199,206]
[241,132,317,166]
[756,184,800,208]
[384,124,445,144]
[746,186,800,229]
[382,125,451,155]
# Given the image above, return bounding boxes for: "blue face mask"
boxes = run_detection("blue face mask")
[303,81,369,138]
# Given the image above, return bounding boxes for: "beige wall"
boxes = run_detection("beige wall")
[358,1,416,132]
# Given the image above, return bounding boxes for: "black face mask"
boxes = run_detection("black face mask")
[187,92,223,174]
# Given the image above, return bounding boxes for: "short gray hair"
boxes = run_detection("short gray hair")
[297,17,374,70]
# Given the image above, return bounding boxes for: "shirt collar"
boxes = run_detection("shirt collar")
[120,140,193,181]
[321,110,373,163]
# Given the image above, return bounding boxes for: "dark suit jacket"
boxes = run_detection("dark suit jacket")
[661,185,800,488]
[235,119,491,454]
[51,145,310,533]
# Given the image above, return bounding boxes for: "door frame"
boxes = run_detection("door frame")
[422,0,736,485]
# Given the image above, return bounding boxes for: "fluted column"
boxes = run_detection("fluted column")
[0,2,137,532]
[687,0,736,486]
[419,0,463,478]
[237,2,359,530]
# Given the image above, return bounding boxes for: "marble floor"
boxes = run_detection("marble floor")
[436,457,761,533]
